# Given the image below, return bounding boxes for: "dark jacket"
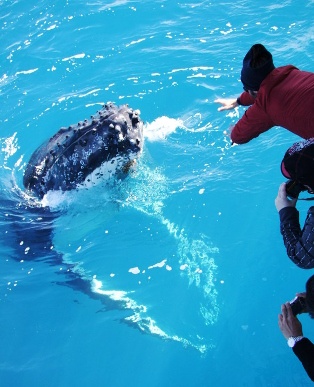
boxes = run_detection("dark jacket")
[279,206,314,269]
[293,337,314,381]
[231,65,314,144]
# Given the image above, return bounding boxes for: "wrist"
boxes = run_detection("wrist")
[287,336,304,347]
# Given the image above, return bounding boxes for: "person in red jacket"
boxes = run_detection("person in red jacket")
[215,44,314,144]
[279,274,314,382]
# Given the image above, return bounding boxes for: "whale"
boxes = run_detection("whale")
[7,101,146,321]
[23,102,144,198]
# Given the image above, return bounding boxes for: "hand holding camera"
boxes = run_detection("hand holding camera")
[278,302,304,340]
[275,182,298,212]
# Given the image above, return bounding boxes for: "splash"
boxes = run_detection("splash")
[120,162,219,345]
[144,112,217,143]
[144,116,185,142]
[126,165,219,324]
[1,133,19,164]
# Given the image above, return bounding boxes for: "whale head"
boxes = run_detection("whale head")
[23,102,144,198]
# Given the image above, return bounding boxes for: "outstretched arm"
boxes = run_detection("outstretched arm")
[214,91,256,112]
[214,98,239,111]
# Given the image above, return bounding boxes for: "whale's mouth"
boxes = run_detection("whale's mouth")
[23,102,144,198]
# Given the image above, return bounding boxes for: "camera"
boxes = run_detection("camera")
[286,180,306,199]
[290,296,307,316]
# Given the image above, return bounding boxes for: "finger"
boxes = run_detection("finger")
[285,302,295,318]
[281,303,288,317]
[285,302,293,312]
[279,183,287,195]
[278,314,284,329]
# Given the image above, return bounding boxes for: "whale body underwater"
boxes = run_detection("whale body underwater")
[7,102,145,306]
[23,102,144,198]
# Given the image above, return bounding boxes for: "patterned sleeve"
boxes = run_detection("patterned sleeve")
[279,206,314,269]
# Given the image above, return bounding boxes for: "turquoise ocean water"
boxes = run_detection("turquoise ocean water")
[1,1,314,386]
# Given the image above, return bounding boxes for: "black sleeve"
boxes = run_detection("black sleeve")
[236,96,242,105]
[279,206,314,269]
[293,338,314,381]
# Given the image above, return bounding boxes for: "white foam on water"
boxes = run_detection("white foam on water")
[143,113,217,144]
[119,162,219,346]
[144,117,184,141]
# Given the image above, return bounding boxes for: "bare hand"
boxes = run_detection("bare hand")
[275,182,297,212]
[214,98,238,112]
[278,302,303,339]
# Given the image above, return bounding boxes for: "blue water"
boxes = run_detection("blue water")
[1,1,314,386]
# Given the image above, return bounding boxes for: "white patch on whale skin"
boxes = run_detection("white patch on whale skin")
[77,153,139,190]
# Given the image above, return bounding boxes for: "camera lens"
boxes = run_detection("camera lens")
[286,180,306,199]
[290,296,307,316]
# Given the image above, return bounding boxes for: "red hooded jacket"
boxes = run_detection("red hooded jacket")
[231,65,314,144]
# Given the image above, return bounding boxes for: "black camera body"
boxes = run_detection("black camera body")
[290,296,307,316]
[286,180,306,199]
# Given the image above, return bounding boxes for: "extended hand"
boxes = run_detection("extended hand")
[214,98,238,111]
[275,182,297,212]
[278,302,303,339]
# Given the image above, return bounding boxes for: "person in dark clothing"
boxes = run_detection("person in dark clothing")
[279,275,314,382]
[275,138,314,269]
[215,43,314,144]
